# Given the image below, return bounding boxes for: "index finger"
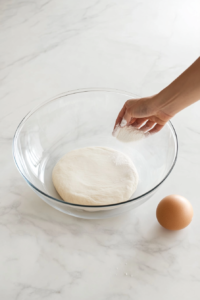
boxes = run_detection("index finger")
[114,104,126,129]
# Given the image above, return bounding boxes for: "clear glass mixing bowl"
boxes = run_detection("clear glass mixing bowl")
[13,88,178,219]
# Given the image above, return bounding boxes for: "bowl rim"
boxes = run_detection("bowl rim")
[12,88,178,208]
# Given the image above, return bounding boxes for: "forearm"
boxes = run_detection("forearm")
[155,57,200,116]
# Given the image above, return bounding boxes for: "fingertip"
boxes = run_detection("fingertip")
[128,118,136,126]
[120,118,127,127]
[121,111,131,127]
[114,116,122,129]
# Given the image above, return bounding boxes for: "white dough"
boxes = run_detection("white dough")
[52,147,139,206]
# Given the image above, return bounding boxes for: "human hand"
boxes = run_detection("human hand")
[114,57,200,134]
[113,95,172,134]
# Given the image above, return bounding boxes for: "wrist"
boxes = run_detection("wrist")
[153,87,181,117]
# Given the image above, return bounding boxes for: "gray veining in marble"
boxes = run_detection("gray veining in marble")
[1,0,200,299]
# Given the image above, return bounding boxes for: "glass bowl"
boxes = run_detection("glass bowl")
[13,88,178,219]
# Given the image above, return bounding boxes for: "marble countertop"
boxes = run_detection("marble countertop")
[1,0,200,299]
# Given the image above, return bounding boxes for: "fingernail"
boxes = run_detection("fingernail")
[112,130,116,137]
[120,118,127,127]
[112,125,120,137]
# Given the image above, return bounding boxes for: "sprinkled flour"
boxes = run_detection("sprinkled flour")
[112,125,148,143]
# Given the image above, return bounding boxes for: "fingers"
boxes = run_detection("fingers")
[113,97,167,135]
[133,119,164,133]
[114,98,147,130]
[114,101,133,129]
[147,116,166,126]
[122,109,132,127]
[129,117,137,125]
[140,120,156,132]
[148,124,164,133]
[131,118,148,128]
[114,104,126,128]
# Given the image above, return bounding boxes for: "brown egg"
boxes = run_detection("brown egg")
[156,195,193,230]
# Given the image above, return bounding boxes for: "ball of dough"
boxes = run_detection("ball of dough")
[52,147,139,206]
